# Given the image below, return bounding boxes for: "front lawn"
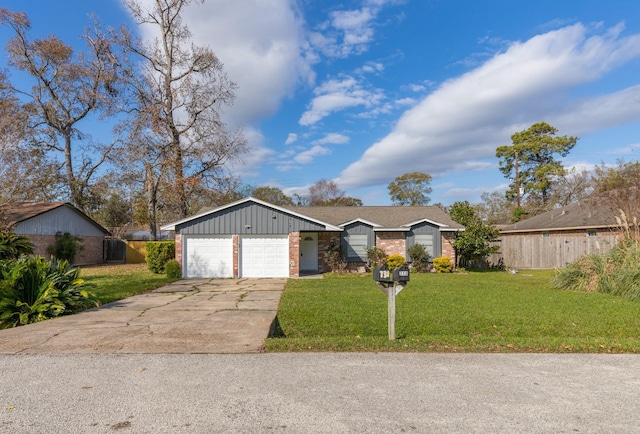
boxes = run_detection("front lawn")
[81,263,178,305]
[266,270,640,353]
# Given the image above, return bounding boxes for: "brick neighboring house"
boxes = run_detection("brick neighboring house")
[1,202,111,265]
[161,197,464,278]
[495,200,623,269]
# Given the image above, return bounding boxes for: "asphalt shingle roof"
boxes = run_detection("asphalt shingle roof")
[1,202,67,226]
[284,205,464,230]
[500,200,620,232]
[1,202,110,235]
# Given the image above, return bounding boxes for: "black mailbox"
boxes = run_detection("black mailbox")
[393,265,410,283]
[373,265,393,283]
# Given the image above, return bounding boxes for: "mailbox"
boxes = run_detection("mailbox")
[392,265,410,283]
[373,265,393,283]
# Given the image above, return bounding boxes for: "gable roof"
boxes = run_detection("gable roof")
[282,205,464,230]
[161,197,464,232]
[500,200,620,233]
[1,202,67,226]
[161,197,343,231]
[1,202,110,235]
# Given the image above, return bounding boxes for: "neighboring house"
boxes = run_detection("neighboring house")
[160,197,464,278]
[495,200,622,269]
[1,202,111,265]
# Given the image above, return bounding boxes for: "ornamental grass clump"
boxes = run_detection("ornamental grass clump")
[553,210,640,300]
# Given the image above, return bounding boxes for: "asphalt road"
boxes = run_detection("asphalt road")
[1,353,639,433]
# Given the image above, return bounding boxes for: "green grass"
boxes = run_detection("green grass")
[80,263,178,305]
[266,270,640,353]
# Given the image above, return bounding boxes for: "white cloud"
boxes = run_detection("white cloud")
[312,133,350,145]
[395,97,416,107]
[358,61,385,74]
[299,76,385,125]
[224,127,273,179]
[284,133,298,145]
[294,145,332,164]
[606,143,640,155]
[131,0,315,127]
[336,23,640,189]
[308,1,400,58]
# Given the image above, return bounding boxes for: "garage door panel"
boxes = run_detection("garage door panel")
[185,237,233,278]
[240,236,289,278]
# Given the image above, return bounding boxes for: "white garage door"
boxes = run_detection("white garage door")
[184,236,233,278]
[240,236,289,278]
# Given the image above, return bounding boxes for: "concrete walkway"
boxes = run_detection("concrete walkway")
[0,278,285,354]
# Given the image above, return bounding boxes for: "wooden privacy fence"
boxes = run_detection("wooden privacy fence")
[491,234,619,269]
[125,241,147,264]
[104,239,126,263]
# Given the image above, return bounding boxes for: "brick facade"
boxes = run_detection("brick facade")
[175,234,183,266]
[170,230,460,277]
[376,232,407,258]
[317,232,341,273]
[25,234,105,265]
[288,232,300,277]
[441,232,456,265]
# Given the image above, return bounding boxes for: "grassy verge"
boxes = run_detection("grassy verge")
[81,263,178,305]
[266,270,640,353]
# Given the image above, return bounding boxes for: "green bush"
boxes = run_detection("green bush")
[46,232,83,263]
[0,256,98,328]
[165,259,182,279]
[433,256,453,273]
[0,233,34,260]
[324,242,347,274]
[385,253,406,271]
[408,244,430,273]
[366,247,387,269]
[145,241,176,274]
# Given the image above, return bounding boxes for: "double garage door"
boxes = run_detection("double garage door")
[184,236,289,278]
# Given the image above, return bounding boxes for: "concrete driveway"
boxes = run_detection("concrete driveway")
[0,278,285,354]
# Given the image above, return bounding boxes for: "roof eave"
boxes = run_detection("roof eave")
[160,197,342,232]
[402,217,451,228]
[500,224,618,234]
[373,227,411,232]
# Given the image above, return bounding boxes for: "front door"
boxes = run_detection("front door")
[300,233,318,271]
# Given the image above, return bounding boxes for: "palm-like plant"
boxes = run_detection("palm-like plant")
[0,256,98,329]
[0,233,34,260]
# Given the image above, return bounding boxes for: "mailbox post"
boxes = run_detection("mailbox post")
[373,264,410,340]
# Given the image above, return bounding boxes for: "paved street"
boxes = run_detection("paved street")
[1,353,640,433]
[1,279,639,432]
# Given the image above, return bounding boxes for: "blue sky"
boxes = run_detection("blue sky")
[2,0,640,206]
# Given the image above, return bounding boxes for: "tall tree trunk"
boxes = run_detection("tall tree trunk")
[64,131,81,207]
[145,164,158,241]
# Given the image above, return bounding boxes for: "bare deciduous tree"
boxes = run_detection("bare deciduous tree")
[0,9,120,210]
[298,179,362,206]
[116,0,247,220]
